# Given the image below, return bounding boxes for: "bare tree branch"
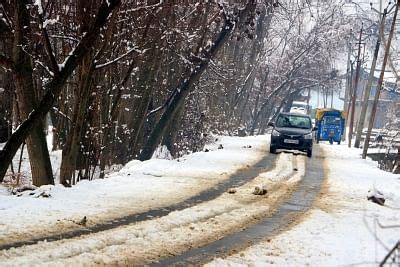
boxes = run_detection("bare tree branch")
[0,0,122,183]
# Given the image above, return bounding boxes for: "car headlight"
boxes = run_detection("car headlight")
[304,133,313,139]
[272,129,281,136]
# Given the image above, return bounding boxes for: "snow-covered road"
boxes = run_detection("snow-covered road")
[207,144,400,266]
[157,146,325,266]
[0,151,306,265]
[1,135,399,266]
[1,135,313,265]
[0,136,268,248]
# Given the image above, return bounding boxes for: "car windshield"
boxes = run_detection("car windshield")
[323,116,341,125]
[276,114,311,129]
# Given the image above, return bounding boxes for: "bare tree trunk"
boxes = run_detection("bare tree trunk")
[161,100,186,157]
[99,71,114,179]
[12,0,53,186]
[139,3,257,160]
[126,47,160,161]
[60,56,94,185]
[0,0,121,183]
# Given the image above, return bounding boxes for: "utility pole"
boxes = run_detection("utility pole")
[348,25,363,148]
[342,35,352,141]
[362,1,399,159]
[346,61,354,120]
[354,8,387,148]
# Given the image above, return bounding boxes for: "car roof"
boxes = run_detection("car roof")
[278,112,311,118]
[292,101,308,105]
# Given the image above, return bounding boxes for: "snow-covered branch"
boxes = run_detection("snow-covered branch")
[94,47,146,70]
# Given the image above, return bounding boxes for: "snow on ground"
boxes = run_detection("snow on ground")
[207,143,400,267]
[0,127,62,185]
[0,135,268,246]
[2,134,399,266]
[0,146,306,265]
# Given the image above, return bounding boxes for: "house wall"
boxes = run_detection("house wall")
[350,68,399,130]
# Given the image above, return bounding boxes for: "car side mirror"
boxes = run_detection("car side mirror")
[313,126,318,131]
[268,121,274,127]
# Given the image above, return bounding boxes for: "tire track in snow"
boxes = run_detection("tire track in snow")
[0,151,277,251]
[152,146,325,266]
[0,151,299,265]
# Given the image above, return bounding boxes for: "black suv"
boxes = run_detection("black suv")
[268,112,316,157]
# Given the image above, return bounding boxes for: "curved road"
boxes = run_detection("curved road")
[0,146,325,266]
[152,146,325,266]
[0,151,276,251]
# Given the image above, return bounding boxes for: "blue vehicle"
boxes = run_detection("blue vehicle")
[315,109,346,145]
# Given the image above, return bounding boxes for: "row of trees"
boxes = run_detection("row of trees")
[0,0,348,187]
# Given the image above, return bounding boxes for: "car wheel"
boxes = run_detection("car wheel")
[307,149,312,158]
[270,145,276,154]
